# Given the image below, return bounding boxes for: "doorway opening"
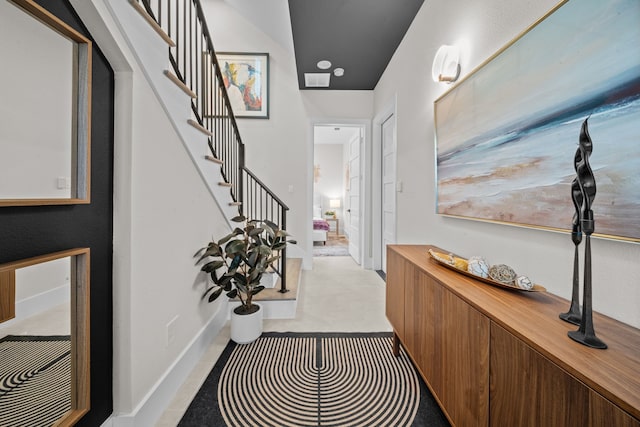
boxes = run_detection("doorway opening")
[312,123,364,262]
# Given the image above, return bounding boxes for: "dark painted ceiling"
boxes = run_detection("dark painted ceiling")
[288,0,425,90]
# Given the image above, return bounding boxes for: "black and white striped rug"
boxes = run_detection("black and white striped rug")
[0,335,71,427]
[180,332,449,426]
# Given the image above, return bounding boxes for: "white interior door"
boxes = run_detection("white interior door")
[381,115,396,272]
[347,131,361,263]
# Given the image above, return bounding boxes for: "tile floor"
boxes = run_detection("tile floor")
[156,256,391,426]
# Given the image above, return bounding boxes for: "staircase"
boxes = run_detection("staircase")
[114,0,291,292]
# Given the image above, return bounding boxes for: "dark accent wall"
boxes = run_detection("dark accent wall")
[0,1,114,425]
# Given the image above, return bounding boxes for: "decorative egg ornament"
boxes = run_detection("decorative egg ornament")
[489,264,517,284]
[516,275,534,290]
[453,257,468,271]
[467,256,490,278]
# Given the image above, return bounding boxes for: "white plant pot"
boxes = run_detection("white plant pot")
[230,304,263,344]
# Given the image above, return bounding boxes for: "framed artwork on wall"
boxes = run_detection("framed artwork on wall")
[216,52,269,119]
[434,0,640,242]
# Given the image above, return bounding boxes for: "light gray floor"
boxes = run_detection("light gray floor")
[0,303,70,337]
[157,256,391,426]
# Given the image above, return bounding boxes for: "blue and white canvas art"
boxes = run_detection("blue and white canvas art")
[435,0,640,241]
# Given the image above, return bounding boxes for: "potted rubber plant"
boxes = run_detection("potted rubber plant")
[194,215,295,344]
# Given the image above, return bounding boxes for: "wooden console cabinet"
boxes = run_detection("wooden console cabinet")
[386,245,640,427]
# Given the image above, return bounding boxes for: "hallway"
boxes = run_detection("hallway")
[312,234,350,256]
[157,256,390,425]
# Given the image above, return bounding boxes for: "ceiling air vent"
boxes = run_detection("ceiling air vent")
[304,73,331,88]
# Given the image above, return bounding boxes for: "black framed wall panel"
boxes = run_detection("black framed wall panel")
[0,1,114,424]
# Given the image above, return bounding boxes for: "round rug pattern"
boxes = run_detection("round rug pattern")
[0,336,71,427]
[217,335,420,427]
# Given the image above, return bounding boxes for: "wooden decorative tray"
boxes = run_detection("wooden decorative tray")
[428,249,546,292]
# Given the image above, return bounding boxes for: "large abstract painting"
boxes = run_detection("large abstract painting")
[217,52,269,119]
[434,0,640,242]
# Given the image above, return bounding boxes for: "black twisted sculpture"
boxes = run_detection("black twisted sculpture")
[567,117,607,349]
[559,174,583,325]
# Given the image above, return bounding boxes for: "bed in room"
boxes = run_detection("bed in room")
[313,206,329,245]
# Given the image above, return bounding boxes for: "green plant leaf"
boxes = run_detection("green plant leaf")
[219,275,232,288]
[264,220,278,230]
[226,289,238,299]
[258,245,273,256]
[231,215,246,223]
[249,227,264,237]
[202,286,216,297]
[218,233,235,246]
[248,251,258,267]
[251,285,265,295]
[209,269,219,282]
[201,260,224,273]
[267,256,281,264]
[208,287,223,302]
[229,255,242,270]
[194,247,206,258]
[194,244,222,264]
[249,272,263,286]
[273,242,287,251]
[225,239,246,256]
[233,272,247,285]
[263,223,276,239]
[223,281,232,292]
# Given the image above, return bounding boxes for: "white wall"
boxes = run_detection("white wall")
[124,70,230,410]
[0,0,72,199]
[70,0,231,420]
[302,91,374,120]
[373,0,640,328]
[12,257,70,328]
[15,257,68,301]
[200,0,373,268]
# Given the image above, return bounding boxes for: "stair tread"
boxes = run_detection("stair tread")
[205,155,223,165]
[188,119,213,136]
[129,0,175,47]
[239,258,302,302]
[164,70,197,99]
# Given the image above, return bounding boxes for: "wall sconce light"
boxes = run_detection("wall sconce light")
[314,164,321,183]
[432,45,460,83]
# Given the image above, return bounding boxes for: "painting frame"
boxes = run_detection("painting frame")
[434,0,640,242]
[216,52,269,119]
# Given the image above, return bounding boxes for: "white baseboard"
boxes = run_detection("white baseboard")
[262,299,298,319]
[229,298,298,320]
[105,304,229,427]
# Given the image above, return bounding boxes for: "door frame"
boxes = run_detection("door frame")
[308,118,370,268]
[369,96,397,271]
